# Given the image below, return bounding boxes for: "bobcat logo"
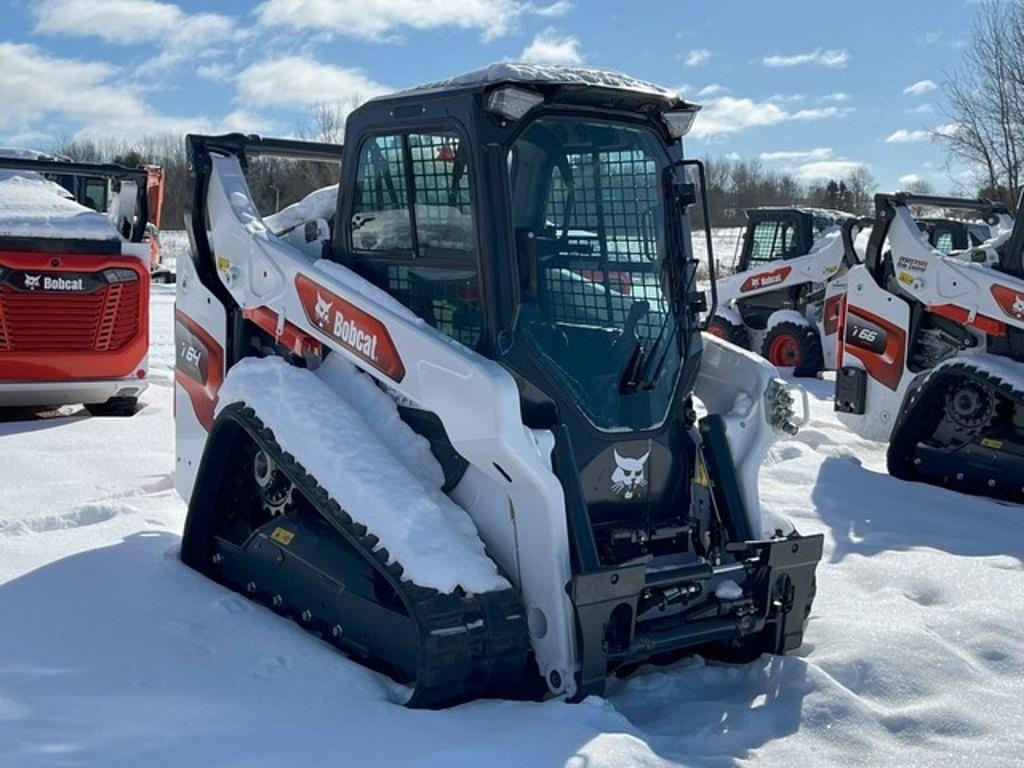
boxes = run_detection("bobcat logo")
[314,293,333,328]
[24,274,41,290]
[611,450,650,500]
[1012,295,1024,319]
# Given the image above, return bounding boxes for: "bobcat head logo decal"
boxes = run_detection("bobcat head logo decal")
[24,274,41,290]
[611,450,650,500]
[1013,295,1024,318]
[314,292,333,328]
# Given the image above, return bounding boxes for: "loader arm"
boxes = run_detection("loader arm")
[180,147,581,697]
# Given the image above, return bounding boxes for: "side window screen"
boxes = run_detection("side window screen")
[934,231,954,253]
[352,135,411,252]
[409,132,473,255]
[350,129,481,348]
[748,220,797,264]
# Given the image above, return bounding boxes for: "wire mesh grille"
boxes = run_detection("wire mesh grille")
[352,136,411,251]
[409,133,473,254]
[542,150,667,340]
[748,220,797,264]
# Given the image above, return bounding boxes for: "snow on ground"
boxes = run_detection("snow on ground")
[692,227,744,278]
[1,259,1023,766]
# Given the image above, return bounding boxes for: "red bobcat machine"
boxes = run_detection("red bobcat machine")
[0,155,151,415]
[835,192,1024,501]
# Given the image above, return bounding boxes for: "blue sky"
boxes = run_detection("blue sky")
[0,0,985,190]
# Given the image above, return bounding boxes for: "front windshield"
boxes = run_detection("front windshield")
[509,116,688,431]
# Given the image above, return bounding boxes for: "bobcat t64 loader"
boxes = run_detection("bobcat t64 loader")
[708,207,866,377]
[835,192,1024,502]
[175,64,823,707]
[0,155,151,415]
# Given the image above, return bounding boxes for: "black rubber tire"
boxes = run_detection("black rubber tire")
[707,315,749,349]
[761,322,824,378]
[85,396,138,417]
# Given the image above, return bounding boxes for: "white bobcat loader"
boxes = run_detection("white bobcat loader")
[708,207,867,376]
[835,192,1024,502]
[174,64,822,707]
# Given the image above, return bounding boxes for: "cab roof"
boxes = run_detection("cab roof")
[744,206,856,221]
[366,62,698,112]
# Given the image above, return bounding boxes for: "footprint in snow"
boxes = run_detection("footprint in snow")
[253,655,289,679]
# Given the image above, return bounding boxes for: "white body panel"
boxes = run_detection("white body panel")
[715,228,855,369]
[838,205,1024,441]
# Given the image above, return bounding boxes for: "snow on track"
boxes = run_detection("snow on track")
[216,354,509,595]
[0,237,1022,766]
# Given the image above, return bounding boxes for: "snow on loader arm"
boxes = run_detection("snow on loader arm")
[836,192,1024,502]
[174,64,823,709]
[0,154,151,415]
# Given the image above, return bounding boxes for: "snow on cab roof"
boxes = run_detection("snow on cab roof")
[381,62,695,107]
[746,206,856,220]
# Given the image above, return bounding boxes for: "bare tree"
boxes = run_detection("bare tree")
[940,0,1024,204]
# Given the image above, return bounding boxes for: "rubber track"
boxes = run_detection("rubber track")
[887,359,1024,502]
[210,403,532,708]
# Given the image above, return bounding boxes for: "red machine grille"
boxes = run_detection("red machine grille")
[0,281,142,353]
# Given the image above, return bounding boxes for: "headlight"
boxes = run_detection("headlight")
[662,108,701,139]
[486,87,545,121]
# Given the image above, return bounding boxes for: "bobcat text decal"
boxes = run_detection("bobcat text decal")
[741,266,792,293]
[295,274,406,382]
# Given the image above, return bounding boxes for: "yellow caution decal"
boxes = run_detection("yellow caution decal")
[981,438,1004,450]
[695,454,710,487]
[270,526,295,546]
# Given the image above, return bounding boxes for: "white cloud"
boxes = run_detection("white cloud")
[33,0,242,72]
[696,84,728,98]
[684,48,712,67]
[824,92,851,102]
[792,106,841,120]
[758,146,864,180]
[795,159,865,180]
[531,0,571,16]
[899,173,923,185]
[691,95,846,139]
[908,103,935,115]
[903,79,938,96]
[762,48,849,68]
[885,129,931,143]
[690,97,789,138]
[520,28,582,65]
[236,56,388,109]
[0,41,222,139]
[936,122,962,138]
[256,0,532,42]
[760,147,835,163]
[197,63,235,83]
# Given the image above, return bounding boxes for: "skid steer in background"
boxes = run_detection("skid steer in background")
[835,192,1024,502]
[175,64,823,708]
[0,156,151,415]
[708,207,865,377]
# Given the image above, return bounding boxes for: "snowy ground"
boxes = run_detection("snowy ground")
[1,240,1023,767]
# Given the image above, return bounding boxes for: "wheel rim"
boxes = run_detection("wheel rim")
[768,333,802,366]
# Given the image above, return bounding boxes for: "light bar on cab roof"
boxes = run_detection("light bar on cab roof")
[663,107,701,139]
[486,86,545,121]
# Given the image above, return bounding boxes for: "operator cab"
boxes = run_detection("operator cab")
[331,64,711,565]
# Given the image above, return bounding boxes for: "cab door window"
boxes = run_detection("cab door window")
[350,130,482,348]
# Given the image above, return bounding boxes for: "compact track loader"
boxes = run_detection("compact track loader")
[835,192,1024,502]
[0,156,151,414]
[175,64,823,707]
[708,207,864,376]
